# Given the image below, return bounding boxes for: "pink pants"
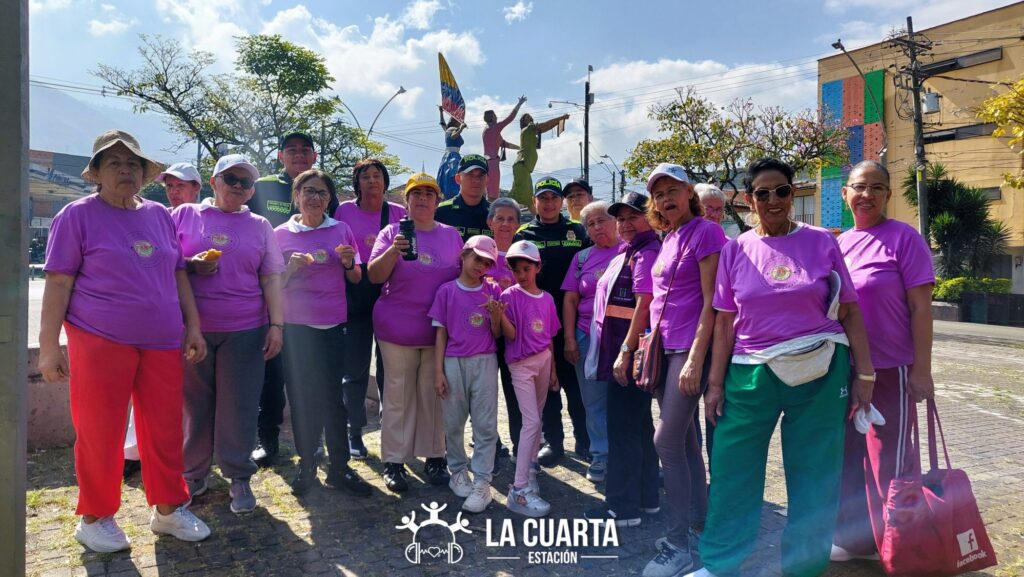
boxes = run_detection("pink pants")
[66,323,190,517]
[508,349,553,489]
[835,366,920,554]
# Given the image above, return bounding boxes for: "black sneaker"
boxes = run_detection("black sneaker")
[291,462,318,496]
[314,445,329,470]
[497,441,511,459]
[252,437,279,468]
[122,459,142,480]
[536,444,564,468]
[325,466,372,497]
[585,506,641,527]
[573,442,592,463]
[349,435,368,460]
[423,457,451,485]
[383,462,408,493]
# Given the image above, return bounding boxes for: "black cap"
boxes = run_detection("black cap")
[279,131,315,150]
[608,191,649,216]
[563,178,593,195]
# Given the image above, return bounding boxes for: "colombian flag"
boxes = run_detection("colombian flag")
[439,52,466,123]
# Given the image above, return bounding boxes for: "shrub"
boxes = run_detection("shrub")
[932,277,1012,302]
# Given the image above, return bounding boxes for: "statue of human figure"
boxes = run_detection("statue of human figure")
[482,95,527,201]
[509,112,570,208]
[437,106,467,200]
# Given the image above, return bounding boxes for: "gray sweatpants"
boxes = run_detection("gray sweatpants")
[183,325,267,481]
[442,353,500,483]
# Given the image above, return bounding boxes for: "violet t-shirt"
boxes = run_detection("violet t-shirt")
[650,217,728,350]
[500,285,561,364]
[560,243,626,335]
[44,194,185,349]
[838,219,935,369]
[335,200,407,263]
[487,252,516,291]
[429,279,503,357]
[172,204,286,333]
[714,224,859,355]
[370,222,463,347]
[274,218,361,326]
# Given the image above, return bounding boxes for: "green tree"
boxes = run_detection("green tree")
[902,163,1010,277]
[624,87,848,230]
[977,77,1024,188]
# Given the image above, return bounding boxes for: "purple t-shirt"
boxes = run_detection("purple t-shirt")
[487,252,516,291]
[44,195,185,349]
[429,279,503,357]
[650,218,727,350]
[560,243,626,335]
[500,285,561,364]
[714,224,859,355]
[838,219,935,369]
[335,200,407,263]
[370,222,463,346]
[274,218,361,326]
[172,204,286,333]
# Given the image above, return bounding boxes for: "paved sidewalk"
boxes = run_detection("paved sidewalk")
[26,323,1024,577]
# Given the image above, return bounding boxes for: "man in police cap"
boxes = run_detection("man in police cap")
[435,153,493,242]
[516,177,591,467]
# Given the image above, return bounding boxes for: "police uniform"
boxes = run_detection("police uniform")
[435,195,492,243]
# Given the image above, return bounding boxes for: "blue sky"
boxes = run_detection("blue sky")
[28,0,1018,196]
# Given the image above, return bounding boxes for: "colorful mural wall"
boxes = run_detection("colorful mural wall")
[820,69,886,229]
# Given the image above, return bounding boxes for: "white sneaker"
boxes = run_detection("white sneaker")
[462,478,493,513]
[830,544,880,562]
[506,485,550,517]
[528,462,541,495]
[682,569,716,577]
[449,468,473,498]
[150,506,211,542]
[643,538,694,577]
[75,516,130,553]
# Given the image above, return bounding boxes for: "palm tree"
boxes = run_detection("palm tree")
[902,164,1009,277]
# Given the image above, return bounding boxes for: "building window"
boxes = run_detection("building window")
[981,187,1002,201]
[794,195,815,225]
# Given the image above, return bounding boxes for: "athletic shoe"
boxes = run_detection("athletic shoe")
[506,486,550,517]
[573,442,592,463]
[830,544,880,562]
[423,457,451,485]
[682,569,717,577]
[536,444,564,468]
[184,477,207,507]
[229,479,256,514]
[251,437,278,468]
[585,506,641,528]
[658,534,702,558]
[325,466,372,497]
[449,468,473,498]
[291,462,318,496]
[150,506,211,542]
[462,478,492,513]
[314,445,329,470]
[643,538,693,577]
[75,516,130,553]
[349,435,368,459]
[642,505,661,514]
[383,462,409,493]
[586,460,607,483]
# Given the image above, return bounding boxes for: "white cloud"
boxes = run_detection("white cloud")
[402,0,443,30]
[29,0,72,12]
[153,0,261,69]
[502,1,533,24]
[88,16,137,36]
[100,3,115,11]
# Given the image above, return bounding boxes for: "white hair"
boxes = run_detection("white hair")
[694,183,726,203]
[488,197,522,219]
[579,200,611,224]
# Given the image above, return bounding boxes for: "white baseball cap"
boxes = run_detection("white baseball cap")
[155,162,202,184]
[212,154,260,181]
[506,240,541,263]
[646,163,690,192]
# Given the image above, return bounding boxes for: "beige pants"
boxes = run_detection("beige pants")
[378,340,446,463]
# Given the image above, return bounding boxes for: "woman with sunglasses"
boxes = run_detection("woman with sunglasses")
[173,154,286,514]
[686,158,873,577]
[832,160,935,562]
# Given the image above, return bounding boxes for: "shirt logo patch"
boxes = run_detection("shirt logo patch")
[313,249,329,264]
[653,261,665,277]
[418,253,434,266]
[210,233,231,247]
[469,312,485,328]
[531,319,545,334]
[769,265,793,282]
[364,234,377,248]
[133,240,154,258]
[566,230,577,241]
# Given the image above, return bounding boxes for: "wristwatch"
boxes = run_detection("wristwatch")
[620,343,633,353]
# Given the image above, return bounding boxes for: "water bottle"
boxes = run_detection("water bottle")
[398,217,418,261]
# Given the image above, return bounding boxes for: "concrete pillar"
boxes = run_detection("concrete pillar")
[0,1,29,574]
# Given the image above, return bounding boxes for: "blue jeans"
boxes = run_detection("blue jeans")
[574,328,608,462]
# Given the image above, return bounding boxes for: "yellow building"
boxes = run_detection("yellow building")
[817,2,1024,293]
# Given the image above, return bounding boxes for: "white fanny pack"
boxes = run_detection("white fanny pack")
[766,340,835,387]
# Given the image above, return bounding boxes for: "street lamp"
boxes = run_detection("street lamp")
[366,86,407,141]
[597,161,617,201]
[333,86,406,156]
[831,39,888,165]
[600,154,624,202]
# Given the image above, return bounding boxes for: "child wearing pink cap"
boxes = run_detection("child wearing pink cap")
[498,240,561,518]
[429,235,504,513]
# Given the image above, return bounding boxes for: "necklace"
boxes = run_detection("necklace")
[757,220,795,237]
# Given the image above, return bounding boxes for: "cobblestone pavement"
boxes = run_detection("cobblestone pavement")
[26,321,1024,577]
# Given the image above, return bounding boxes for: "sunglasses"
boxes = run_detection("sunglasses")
[219,173,255,189]
[751,184,792,201]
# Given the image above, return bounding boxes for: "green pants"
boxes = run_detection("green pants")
[509,160,533,208]
[701,344,850,577]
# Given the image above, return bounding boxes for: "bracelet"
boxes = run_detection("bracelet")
[343,262,355,271]
[855,372,876,382]
[270,323,284,330]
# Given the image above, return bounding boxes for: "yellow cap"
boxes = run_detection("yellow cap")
[404,172,442,197]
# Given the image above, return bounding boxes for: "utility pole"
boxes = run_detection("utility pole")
[578,142,584,179]
[584,65,593,182]
[887,16,932,239]
[620,170,626,202]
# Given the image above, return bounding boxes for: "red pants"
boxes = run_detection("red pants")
[66,323,190,516]
[835,365,920,554]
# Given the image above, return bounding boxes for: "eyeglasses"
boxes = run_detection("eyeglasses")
[847,183,890,195]
[219,173,255,189]
[703,206,724,215]
[751,184,792,201]
[299,187,330,199]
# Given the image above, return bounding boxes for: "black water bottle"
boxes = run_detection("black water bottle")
[398,217,418,261]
